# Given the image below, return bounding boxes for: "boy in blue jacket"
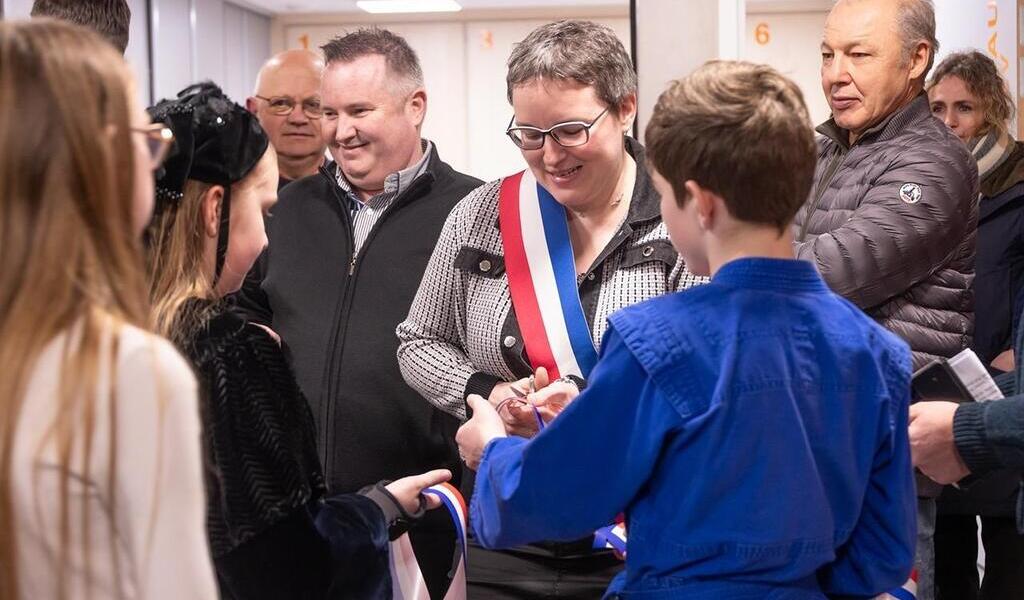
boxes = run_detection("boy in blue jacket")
[455,60,917,599]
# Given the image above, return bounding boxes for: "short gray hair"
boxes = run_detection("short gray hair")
[506,20,637,112]
[897,0,938,78]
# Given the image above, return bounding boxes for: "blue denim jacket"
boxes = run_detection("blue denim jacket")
[470,258,917,599]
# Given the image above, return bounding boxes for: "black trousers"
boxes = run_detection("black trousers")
[935,514,1024,600]
[465,538,623,599]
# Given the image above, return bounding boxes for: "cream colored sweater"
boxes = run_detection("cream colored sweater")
[11,322,217,599]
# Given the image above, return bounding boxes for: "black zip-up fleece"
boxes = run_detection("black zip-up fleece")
[236,145,482,494]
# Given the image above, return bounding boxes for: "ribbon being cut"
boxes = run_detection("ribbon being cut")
[389,483,467,600]
[498,169,627,557]
[879,571,917,600]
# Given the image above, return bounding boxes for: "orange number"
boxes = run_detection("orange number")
[755,23,770,46]
[298,34,309,50]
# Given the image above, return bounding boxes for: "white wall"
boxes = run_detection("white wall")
[1,0,30,18]
[151,0,270,105]
[634,0,745,134]
[743,10,829,126]
[276,11,629,182]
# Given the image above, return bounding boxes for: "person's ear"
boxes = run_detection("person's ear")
[616,92,637,133]
[908,41,931,82]
[245,97,259,115]
[201,185,225,238]
[685,180,716,230]
[407,88,427,128]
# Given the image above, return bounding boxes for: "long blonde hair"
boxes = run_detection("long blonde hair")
[0,19,148,599]
[146,180,217,344]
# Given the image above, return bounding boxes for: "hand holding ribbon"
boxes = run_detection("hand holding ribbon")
[525,373,580,425]
[488,368,550,437]
[384,469,453,513]
[457,395,507,470]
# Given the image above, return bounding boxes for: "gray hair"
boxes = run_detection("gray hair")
[320,27,424,92]
[897,0,938,78]
[506,20,637,112]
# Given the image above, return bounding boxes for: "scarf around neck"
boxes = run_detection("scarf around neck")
[973,129,1015,183]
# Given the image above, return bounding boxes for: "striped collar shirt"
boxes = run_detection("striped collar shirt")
[336,139,433,254]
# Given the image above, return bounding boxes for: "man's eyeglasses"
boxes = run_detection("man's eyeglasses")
[131,123,174,171]
[506,108,610,151]
[254,95,324,119]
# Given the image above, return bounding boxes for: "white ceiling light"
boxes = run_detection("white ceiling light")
[356,0,462,13]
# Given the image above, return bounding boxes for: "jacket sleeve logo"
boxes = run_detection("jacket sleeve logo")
[898,182,922,204]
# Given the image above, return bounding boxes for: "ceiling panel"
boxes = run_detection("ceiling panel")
[243,0,628,14]
[239,0,833,16]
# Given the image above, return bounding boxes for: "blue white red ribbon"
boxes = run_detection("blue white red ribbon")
[499,170,598,381]
[593,522,627,556]
[389,483,467,600]
[881,570,917,600]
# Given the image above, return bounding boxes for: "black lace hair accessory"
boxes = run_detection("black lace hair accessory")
[147,82,269,281]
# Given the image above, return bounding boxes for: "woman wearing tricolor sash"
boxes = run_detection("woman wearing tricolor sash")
[397,20,705,598]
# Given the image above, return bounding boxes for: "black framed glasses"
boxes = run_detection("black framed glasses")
[505,108,610,151]
[254,95,324,119]
[131,123,174,171]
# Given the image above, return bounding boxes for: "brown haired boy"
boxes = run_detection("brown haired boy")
[456,60,918,598]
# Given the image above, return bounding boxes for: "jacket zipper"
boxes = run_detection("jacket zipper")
[799,146,847,242]
[319,171,434,484]
[317,166,356,471]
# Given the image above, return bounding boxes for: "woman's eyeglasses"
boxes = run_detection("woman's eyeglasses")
[254,95,324,119]
[506,108,610,151]
[131,123,174,171]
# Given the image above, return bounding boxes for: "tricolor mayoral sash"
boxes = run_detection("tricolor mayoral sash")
[499,170,626,557]
[389,483,467,600]
[498,170,599,380]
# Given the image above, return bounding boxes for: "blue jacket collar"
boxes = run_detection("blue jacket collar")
[712,257,828,293]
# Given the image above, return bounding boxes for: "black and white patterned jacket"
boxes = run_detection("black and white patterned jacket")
[397,140,706,420]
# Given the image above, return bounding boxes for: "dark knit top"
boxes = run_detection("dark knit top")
[177,299,326,557]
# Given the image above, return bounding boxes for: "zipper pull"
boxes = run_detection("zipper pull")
[348,255,357,276]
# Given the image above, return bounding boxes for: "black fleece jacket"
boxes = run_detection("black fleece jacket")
[235,145,482,494]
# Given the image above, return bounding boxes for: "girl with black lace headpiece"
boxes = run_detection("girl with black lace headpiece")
[144,82,450,600]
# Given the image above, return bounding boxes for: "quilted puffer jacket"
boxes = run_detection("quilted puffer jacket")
[794,94,979,372]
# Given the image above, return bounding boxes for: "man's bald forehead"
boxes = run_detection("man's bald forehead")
[255,49,325,95]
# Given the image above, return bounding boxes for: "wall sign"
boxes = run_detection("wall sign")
[755,22,770,46]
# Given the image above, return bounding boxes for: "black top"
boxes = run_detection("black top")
[973,142,1024,364]
[178,299,326,556]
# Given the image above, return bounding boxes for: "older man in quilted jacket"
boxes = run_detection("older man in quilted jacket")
[794,0,978,598]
